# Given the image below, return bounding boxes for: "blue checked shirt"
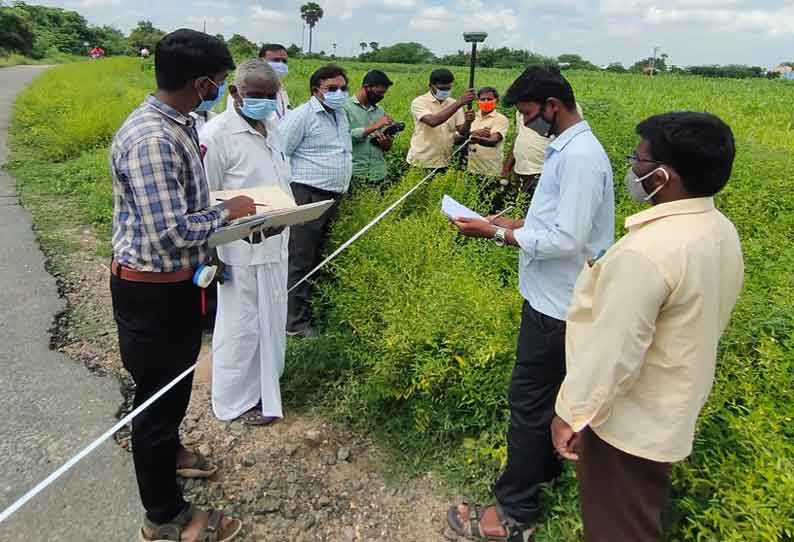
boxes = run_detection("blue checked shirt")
[110,95,229,272]
[279,96,353,193]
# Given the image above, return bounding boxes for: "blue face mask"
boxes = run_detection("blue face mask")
[196,79,225,112]
[240,97,278,120]
[433,87,451,101]
[268,61,289,79]
[321,89,349,111]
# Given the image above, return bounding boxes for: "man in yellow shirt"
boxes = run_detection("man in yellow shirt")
[407,68,475,169]
[467,87,510,178]
[552,111,744,542]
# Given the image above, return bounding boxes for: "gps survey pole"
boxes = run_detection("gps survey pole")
[463,32,487,110]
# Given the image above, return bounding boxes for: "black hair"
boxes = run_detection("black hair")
[309,64,348,91]
[429,68,454,86]
[636,111,736,197]
[259,43,287,57]
[363,69,393,88]
[154,29,235,91]
[503,66,575,109]
[478,86,499,99]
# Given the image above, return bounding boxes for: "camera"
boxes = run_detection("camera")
[370,121,406,146]
[382,121,405,137]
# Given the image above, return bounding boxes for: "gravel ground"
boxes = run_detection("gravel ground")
[50,231,467,541]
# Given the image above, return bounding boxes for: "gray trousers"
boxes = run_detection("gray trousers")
[287,182,342,332]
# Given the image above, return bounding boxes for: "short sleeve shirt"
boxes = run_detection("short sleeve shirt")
[407,92,465,168]
[467,110,509,177]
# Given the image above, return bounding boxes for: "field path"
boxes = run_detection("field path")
[0,66,140,541]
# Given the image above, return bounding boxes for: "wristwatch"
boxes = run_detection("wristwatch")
[493,226,507,247]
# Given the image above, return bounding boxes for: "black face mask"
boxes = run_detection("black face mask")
[524,102,556,138]
[365,88,384,105]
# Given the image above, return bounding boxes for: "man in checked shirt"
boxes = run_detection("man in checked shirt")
[109,29,254,542]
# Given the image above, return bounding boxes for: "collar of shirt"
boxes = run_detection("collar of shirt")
[548,120,591,153]
[350,94,376,112]
[625,197,716,230]
[310,95,339,116]
[144,94,194,128]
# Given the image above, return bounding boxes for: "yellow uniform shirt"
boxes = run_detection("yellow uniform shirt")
[467,110,509,177]
[556,197,744,463]
[513,103,583,176]
[407,91,465,168]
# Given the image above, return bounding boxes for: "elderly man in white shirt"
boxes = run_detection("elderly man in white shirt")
[199,59,292,425]
[222,44,290,123]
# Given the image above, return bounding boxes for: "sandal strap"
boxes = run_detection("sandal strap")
[142,504,194,541]
[202,509,223,542]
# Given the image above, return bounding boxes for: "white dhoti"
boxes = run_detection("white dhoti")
[211,260,288,420]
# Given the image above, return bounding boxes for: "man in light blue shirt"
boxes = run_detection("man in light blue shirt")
[447,66,614,540]
[280,64,353,337]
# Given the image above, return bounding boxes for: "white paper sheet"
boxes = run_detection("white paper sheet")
[441,194,484,220]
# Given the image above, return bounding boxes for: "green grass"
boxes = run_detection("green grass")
[7,57,794,542]
[0,52,82,68]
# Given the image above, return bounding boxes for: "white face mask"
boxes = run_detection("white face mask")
[624,166,669,202]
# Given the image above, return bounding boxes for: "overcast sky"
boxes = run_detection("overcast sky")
[39,0,794,68]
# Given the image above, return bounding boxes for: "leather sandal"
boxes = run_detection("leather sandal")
[446,502,535,542]
[139,505,243,542]
[176,451,218,479]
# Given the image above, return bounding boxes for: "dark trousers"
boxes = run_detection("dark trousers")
[287,182,342,332]
[577,428,671,542]
[110,274,202,524]
[494,301,566,524]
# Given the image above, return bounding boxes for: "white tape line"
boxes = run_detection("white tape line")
[288,137,471,294]
[0,362,196,524]
[0,137,470,524]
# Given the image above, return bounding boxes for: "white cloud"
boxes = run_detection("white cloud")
[250,6,288,21]
[383,0,418,8]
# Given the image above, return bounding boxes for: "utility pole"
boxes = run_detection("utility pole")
[203,19,206,33]
[650,45,660,77]
[301,23,305,51]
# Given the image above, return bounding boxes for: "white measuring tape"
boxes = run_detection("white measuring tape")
[0,138,470,524]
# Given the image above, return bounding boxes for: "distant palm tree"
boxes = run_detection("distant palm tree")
[369,41,379,51]
[359,42,367,54]
[300,2,324,55]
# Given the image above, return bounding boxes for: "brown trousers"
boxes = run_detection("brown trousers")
[577,428,672,542]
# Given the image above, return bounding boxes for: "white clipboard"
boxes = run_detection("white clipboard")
[209,199,334,248]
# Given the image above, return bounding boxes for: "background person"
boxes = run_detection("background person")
[343,69,395,189]
[466,86,510,178]
[280,64,352,338]
[110,28,253,542]
[407,68,475,170]
[259,43,291,121]
[446,66,615,541]
[502,97,583,195]
[553,112,743,542]
[199,60,291,427]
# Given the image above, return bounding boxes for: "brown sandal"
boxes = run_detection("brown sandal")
[139,505,243,541]
[446,502,535,541]
[176,451,218,479]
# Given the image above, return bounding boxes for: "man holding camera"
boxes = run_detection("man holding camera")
[343,70,397,189]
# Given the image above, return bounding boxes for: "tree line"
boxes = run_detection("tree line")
[1,1,787,81]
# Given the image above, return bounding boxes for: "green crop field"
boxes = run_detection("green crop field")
[6,56,794,541]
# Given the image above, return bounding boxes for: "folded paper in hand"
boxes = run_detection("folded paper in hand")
[441,194,484,220]
[209,186,334,248]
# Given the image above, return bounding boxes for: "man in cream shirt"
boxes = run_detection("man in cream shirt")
[466,86,510,178]
[552,111,744,542]
[200,60,292,425]
[407,68,475,169]
[503,102,583,194]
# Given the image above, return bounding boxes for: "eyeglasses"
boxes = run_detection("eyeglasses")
[625,154,661,166]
